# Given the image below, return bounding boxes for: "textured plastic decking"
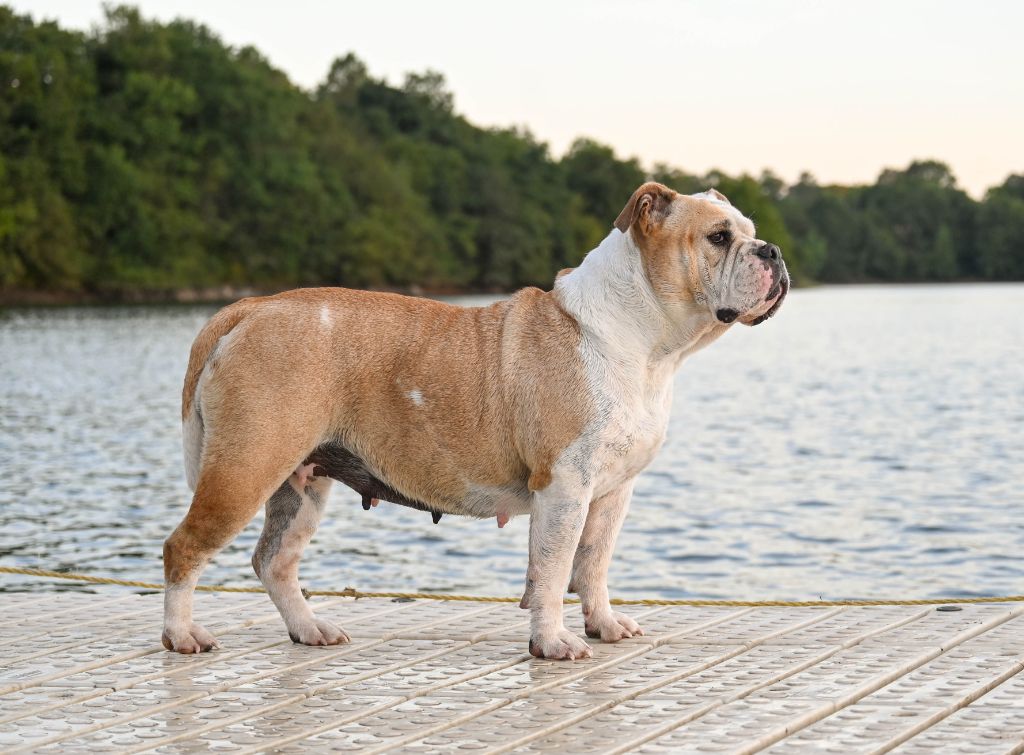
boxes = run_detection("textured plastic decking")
[0,592,1022,753]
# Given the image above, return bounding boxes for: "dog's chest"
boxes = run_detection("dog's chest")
[588,368,674,497]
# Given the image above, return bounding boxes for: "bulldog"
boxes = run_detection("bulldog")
[162,182,788,659]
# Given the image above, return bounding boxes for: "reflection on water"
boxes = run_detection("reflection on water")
[1,285,1022,599]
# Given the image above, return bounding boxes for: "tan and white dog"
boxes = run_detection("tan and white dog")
[162,182,788,660]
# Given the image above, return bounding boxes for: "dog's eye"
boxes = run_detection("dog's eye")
[708,231,730,246]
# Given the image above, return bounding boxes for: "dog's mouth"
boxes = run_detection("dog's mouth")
[743,265,789,326]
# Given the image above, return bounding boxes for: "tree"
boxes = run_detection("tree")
[561,138,646,225]
[2,6,1022,301]
[318,53,368,107]
[977,177,1024,279]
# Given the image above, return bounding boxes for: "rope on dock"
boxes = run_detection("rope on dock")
[3,565,1024,607]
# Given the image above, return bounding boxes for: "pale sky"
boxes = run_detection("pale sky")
[12,0,1024,196]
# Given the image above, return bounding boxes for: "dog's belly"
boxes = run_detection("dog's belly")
[305,442,445,520]
[305,442,531,523]
[458,481,533,520]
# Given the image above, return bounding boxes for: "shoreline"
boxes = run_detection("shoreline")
[0,283,507,308]
[0,278,1020,308]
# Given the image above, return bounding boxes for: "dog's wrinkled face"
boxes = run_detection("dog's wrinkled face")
[615,182,789,327]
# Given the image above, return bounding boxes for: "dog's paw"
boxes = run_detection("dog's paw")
[161,622,220,654]
[288,617,350,646]
[529,629,593,660]
[585,611,644,642]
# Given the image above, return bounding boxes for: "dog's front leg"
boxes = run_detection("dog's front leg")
[526,486,592,660]
[571,480,644,642]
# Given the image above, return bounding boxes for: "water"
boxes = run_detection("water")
[1,285,1022,600]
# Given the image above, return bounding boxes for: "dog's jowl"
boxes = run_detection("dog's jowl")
[162,182,788,659]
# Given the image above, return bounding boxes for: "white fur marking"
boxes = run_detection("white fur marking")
[407,389,424,407]
[182,408,203,491]
[183,331,237,492]
[319,305,332,327]
[695,189,730,207]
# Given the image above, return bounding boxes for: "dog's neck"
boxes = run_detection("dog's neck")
[553,228,723,372]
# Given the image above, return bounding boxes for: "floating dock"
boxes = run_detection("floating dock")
[1,592,1023,753]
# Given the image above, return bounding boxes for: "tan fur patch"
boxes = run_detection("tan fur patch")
[528,468,552,492]
[185,287,591,516]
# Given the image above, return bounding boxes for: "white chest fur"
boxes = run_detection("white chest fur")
[584,352,676,499]
[553,228,720,500]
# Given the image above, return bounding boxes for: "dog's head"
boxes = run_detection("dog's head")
[615,182,788,327]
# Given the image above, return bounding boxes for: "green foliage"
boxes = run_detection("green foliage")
[976,176,1024,279]
[562,138,646,225]
[0,6,1021,300]
[777,163,1003,284]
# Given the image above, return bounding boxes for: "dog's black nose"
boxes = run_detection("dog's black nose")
[716,308,739,324]
[756,243,781,261]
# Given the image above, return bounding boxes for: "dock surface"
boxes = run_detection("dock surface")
[1,592,1023,753]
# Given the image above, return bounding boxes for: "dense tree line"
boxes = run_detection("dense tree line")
[1,7,1021,301]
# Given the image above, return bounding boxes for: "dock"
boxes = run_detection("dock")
[1,592,1023,753]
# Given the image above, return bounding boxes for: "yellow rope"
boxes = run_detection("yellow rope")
[2,565,1023,607]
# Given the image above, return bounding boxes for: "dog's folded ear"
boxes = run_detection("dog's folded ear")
[614,182,676,236]
[706,187,731,204]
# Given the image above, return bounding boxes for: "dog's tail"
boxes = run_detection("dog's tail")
[181,297,260,489]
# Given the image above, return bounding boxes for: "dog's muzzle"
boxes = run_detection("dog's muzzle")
[748,253,789,326]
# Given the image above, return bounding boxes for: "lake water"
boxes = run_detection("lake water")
[1,285,1022,601]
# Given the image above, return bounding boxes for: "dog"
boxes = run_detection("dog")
[162,181,788,659]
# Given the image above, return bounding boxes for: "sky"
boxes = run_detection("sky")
[11,0,1024,197]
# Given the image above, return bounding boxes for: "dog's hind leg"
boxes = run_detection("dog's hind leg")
[253,474,348,646]
[162,450,308,654]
